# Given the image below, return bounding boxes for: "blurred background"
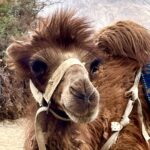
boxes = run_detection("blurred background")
[0,0,150,149]
[0,0,150,59]
[40,0,150,29]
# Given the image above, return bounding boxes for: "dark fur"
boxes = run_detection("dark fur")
[6,10,150,149]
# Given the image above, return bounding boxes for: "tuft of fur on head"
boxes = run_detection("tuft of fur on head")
[33,9,93,49]
[95,21,150,65]
[6,9,94,78]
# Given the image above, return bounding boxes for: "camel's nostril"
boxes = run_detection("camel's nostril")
[69,79,97,102]
[88,91,97,102]
[69,86,85,100]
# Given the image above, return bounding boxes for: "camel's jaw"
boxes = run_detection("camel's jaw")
[63,104,100,123]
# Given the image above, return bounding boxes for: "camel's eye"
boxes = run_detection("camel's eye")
[30,60,47,77]
[90,58,101,74]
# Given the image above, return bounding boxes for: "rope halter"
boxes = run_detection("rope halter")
[101,68,150,150]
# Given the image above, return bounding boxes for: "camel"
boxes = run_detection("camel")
[6,10,150,150]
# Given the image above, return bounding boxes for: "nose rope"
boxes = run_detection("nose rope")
[30,58,87,150]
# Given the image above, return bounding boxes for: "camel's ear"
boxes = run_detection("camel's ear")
[6,41,34,78]
[95,21,150,65]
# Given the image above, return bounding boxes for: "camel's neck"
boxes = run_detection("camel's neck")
[97,59,139,129]
[45,117,99,150]
[95,58,150,149]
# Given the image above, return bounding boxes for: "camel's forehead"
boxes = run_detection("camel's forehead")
[32,46,95,64]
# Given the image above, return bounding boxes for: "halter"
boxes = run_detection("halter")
[30,58,86,150]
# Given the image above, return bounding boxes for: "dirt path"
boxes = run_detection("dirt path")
[0,119,25,150]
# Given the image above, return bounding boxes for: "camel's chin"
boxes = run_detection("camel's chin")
[63,106,99,123]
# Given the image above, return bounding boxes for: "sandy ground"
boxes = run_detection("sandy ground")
[0,119,25,150]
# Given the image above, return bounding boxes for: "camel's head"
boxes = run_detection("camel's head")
[47,55,100,123]
[6,10,100,123]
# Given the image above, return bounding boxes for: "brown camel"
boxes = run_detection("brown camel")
[6,10,150,150]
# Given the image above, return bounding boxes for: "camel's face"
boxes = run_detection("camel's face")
[53,62,100,123]
[30,49,100,123]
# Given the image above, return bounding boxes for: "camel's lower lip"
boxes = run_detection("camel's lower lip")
[49,99,99,123]
[63,105,87,117]
[62,105,97,123]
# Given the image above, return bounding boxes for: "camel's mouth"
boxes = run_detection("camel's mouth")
[62,103,99,123]
[48,99,99,123]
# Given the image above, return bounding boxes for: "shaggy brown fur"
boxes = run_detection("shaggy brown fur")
[94,21,150,149]
[6,10,150,150]
[95,21,150,65]
[6,10,94,80]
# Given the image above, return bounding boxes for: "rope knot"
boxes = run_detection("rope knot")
[111,122,123,132]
